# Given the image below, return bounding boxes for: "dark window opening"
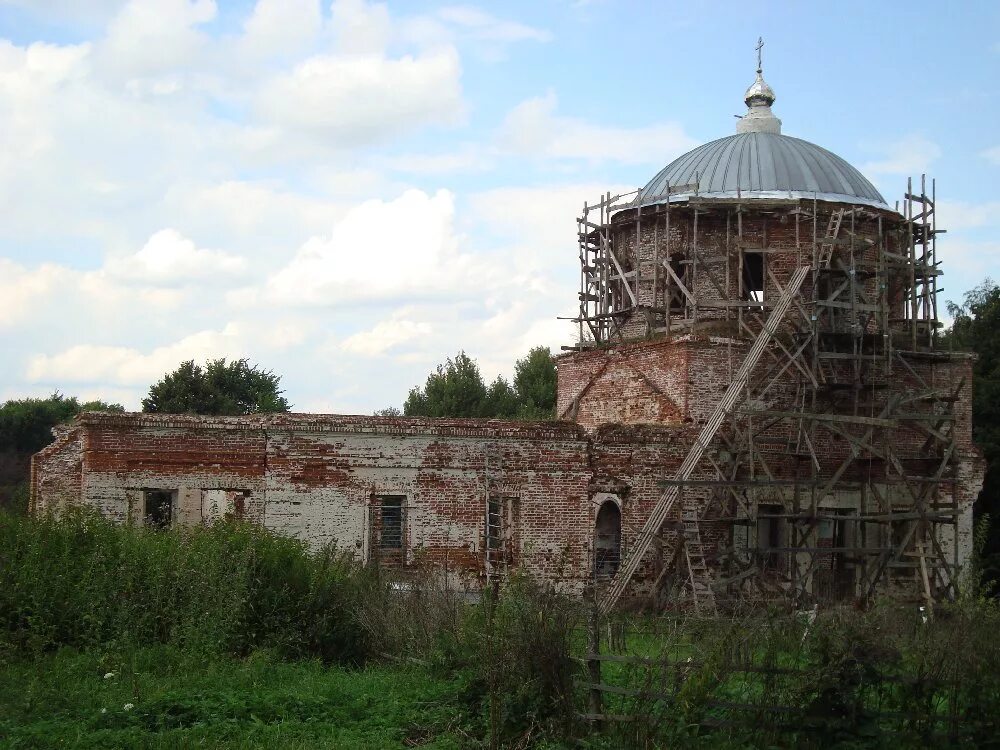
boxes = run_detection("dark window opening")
[232,491,248,520]
[594,500,622,578]
[378,496,404,549]
[742,252,764,303]
[144,490,175,529]
[757,503,784,572]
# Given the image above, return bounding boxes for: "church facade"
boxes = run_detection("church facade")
[32,59,983,607]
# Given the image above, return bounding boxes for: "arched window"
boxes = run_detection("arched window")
[594,501,622,578]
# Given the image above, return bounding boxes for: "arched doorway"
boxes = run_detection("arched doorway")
[594,500,622,578]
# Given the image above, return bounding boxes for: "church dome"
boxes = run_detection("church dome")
[639,132,888,208]
[638,40,888,210]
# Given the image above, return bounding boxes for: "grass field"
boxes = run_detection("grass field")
[3,510,999,748]
[0,646,477,749]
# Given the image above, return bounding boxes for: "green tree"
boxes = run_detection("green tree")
[0,394,124,453]
[403,352,489,418]
[399,347,557,420]
[512,346,557,419]
[485,376,519,418]
[945,279,1000,589]
[142,359,291,416]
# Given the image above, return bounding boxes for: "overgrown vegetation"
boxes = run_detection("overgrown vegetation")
[0,509,369,661]
[0,510,579,748]
[0,394,124,513]
[945,278,1000,590]
[0,393,124,454]
[3,510,998,748]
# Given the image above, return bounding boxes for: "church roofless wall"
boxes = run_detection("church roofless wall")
[32,412,707,592]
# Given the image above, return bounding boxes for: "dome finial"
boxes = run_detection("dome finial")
[737,37,781,134]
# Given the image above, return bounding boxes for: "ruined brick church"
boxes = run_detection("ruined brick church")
[32,59,983,609]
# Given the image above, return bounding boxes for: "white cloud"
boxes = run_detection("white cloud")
[862,134,942,176]
[467,182,634,270]
[384,144,494,174]
[0,1,123,23]
[329,0,393,55]
[937,200,1000,232]
[341,318,433,356]
[106,229,246,285]
[498,91,697,165]
[0,260,74,328]
[0,2,686,416]
[162,180,347,250]
[267,189,482,306]
[436,6,551,43]
[255,48,464,144]
[240,0,323,62]
[397,5,548,61]
[99,0,217,81]
[25,325,246,386]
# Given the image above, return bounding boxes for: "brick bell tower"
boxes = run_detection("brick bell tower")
[557,41,983,611]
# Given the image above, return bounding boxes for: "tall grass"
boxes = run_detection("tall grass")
[0,509,374,662]
[0,510,583,745]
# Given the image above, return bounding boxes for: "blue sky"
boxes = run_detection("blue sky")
[0,0,997,413]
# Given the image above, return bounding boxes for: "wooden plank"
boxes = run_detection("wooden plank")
[738,409,896,428]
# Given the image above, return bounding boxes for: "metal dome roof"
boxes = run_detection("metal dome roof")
[639,131,888,209]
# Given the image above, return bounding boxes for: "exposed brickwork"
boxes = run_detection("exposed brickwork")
[30,189,984,605]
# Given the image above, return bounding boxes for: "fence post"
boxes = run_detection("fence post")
[587,601,604,728]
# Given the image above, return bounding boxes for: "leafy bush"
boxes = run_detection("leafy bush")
[461,576,580,742]
[0,509,372,662]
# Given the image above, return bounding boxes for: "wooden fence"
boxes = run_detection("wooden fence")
[575,611,994,746]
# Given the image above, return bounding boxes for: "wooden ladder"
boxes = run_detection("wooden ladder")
[597,266,811,615]
[484,443,504,583]
[680,504,716,611]
[818,208,845,267]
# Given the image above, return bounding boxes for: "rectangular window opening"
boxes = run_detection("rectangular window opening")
[144,489,175,529]
[486,498,504,552]
[741,252,764,303]
[377,496,404,550]
[757,503,784,572]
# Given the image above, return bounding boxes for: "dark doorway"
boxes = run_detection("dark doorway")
[815,510,857,602]
[144,490,174,529]
[594,501,622,578]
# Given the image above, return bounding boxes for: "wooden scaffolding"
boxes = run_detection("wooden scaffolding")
[575,176,966,612]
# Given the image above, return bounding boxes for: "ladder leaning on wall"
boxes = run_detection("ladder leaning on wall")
[597,266,811,616]
[484,442,505,584]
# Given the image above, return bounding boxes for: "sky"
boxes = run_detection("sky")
[0,0,998,413]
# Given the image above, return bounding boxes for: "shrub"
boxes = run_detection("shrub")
[0,509,372,663]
